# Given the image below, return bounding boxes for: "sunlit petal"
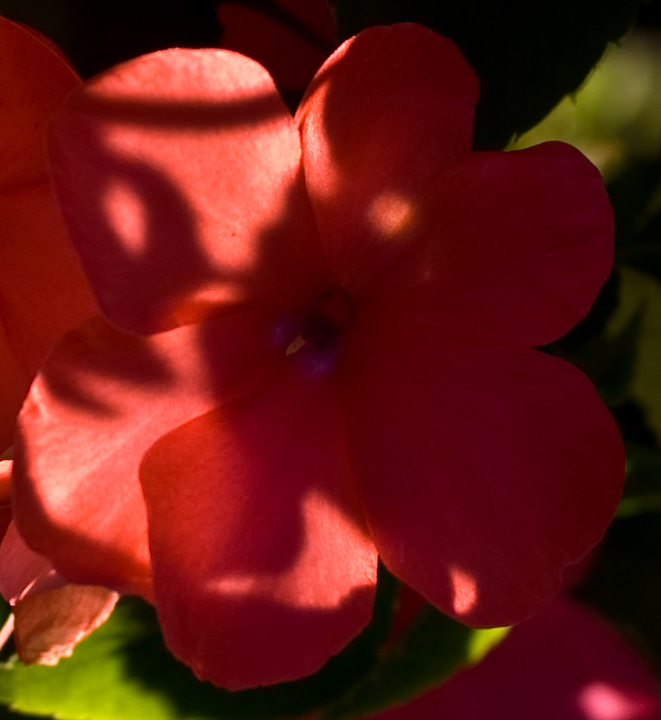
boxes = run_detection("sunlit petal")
[14,312,281,596]
[297,24,478,289]
[49,48,327,334]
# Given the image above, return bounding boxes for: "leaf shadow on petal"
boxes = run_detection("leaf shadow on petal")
[18,70,379,686]
[38,318,175,417]
[50,77,316,335]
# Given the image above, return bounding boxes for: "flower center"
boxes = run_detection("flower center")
[286,287,355,356]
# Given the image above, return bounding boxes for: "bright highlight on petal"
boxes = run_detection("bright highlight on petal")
[102,179,149,259]
[367,192,415,239]
[449,565,478,616]
[49,48,327,334]
[276,487,377,610]
[578,681,658,720]
[207,489,375,610]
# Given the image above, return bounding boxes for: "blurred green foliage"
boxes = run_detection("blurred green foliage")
[514,19,661,680]
[0,570,504,720]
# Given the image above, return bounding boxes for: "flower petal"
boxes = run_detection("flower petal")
[139,362,378,689]
[0,183,97,377]
[13,584,118,666]
[218,0,335,95]
[0,184,97,454]
[0,17,80,188]
[362,143,614,347]
[0,522,67,605]
[48,48,326,335]
[297,23,478,288]
[14,311,280,596]
[0,341,25,452]
[0,461,11,541]
[341,311,624,627]
[0,18,96,451]
[0,519,118,665]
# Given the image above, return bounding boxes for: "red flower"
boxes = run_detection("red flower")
[374,598,661,720]
[12,23,623,689]
[0,18,116,667]
[0,17,96,454]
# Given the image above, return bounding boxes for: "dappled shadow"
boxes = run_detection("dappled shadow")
[14,59,385,681]
[39,318,175,416]
[50,83,299,335]
[71,91,288,128]
[61,126,218,334]
[118,568,395,717]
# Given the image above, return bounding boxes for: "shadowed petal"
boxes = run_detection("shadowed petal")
[218,0,335,95]
[14,311,280,597]
[0,522,67,605]
[0,17,79,188]
[0,183,97,377]
[48,48,327,335]
[297,23,478,289]
[341,311,624,627]
[363,143,614,347]
[374,599,661,720]
[0,330,28,453]
[140,361,378,689]
[0,184,97,453]
[0,19,96,451]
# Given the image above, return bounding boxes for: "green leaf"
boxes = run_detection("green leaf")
[606,155,661,284]
[611,159,661,283]
[320,604,508,719]
[625,212,661,284]
[0,568,399,720]
[610,158,661,247]
[330,0,642,149]
[618,442,661,518]
[606,267,661,443]
[560,273,642,403]
[514,30,661,177]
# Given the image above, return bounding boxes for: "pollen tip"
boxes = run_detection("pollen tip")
[286,335,307,355]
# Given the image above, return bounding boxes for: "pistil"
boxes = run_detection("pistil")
[286,287,355,357]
